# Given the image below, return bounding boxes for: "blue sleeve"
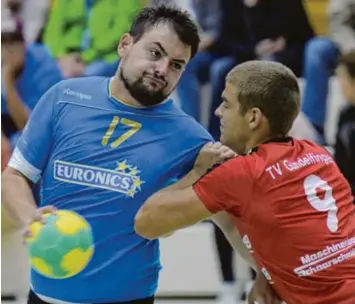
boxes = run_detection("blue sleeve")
[15,82,60,173]
[176,124,214,179]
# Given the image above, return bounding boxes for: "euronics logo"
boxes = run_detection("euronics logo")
[54,160,144,197]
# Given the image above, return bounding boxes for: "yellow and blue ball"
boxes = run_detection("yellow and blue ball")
[27,210,94,279]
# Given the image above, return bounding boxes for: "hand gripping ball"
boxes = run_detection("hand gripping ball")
[27,210,94,279]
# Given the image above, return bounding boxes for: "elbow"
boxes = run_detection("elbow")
[2,168,13,192]
[1,168,15,208]
[134,208,160,240]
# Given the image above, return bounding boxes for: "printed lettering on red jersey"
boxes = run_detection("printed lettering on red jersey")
[194,138,355,304]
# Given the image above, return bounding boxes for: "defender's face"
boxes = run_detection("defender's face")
[215,82,252,154]
[118,24,191,106]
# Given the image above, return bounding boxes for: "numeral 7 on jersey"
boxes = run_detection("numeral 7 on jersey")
[101,116,142,148]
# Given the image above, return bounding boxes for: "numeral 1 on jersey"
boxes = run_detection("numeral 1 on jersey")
[101,116,142,148]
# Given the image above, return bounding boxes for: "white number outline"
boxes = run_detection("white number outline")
[303,174,338,233]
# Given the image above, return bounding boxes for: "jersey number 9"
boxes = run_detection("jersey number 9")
[303,174,338,233]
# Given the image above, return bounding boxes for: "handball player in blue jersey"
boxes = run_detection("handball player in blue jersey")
[2,5,235,304]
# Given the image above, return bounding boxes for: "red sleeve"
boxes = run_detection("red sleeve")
[193,156,254,216]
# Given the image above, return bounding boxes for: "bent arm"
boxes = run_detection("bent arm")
[2,82,60,228]
[2,166,37,228]
[135,182,212,239]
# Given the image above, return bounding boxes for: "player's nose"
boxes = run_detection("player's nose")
[154,58,169,76]
[215,105,222,118]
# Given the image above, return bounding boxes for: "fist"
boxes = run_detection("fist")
[194,142,236,176]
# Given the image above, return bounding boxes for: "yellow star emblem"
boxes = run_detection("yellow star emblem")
[130,167,140,176]
[116,160,128,172]
[133,178,143,189]
[127,189,136,197]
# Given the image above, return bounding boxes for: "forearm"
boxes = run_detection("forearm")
[162,169,201,191]
[4,76,30,130]
[222,225,257,271]
[1,168,37,228]
[212,212,257,271]
[135,170,211,239]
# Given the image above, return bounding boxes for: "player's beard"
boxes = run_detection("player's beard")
[119,68,170,107]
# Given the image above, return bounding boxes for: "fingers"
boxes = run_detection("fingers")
[23,228,32,241]
[195,142,237,175]
[202,141,221,151]
[217,145,237,160]
[209,142,237,163]
[204,142,214,148]
[32,205,57,223]
[23,206,57,243]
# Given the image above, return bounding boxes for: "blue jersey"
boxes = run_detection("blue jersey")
[10,77,212,303]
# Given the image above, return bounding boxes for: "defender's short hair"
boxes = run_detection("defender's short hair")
[226,61,300,136]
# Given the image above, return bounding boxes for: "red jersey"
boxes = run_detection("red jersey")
[194,138,355,304]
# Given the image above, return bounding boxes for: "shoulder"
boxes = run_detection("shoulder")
[206,154,255,179]
[163,100,214,143]
[185,119,213,143]
[37,77,105,106]
[55,76,108,101]
[58,76,107,91]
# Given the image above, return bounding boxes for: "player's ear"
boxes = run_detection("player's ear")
[248,107,263,130]
[118,34,133,58]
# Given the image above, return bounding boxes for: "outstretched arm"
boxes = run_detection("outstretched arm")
[2,83,59,228]
[135,143,237,239]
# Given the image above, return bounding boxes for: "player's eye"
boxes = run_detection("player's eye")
[150,49,161,59]
[171,62,182,71]
[222,101,229,109]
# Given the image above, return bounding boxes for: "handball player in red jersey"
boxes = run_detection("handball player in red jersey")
[135,61,355,304]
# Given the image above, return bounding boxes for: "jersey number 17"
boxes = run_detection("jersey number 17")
[101,116,142,148]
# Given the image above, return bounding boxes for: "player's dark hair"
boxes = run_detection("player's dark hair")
[227,61,300,136]
[129,3,200,59]
[339,51,355,79]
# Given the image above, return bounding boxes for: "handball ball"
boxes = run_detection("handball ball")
[27,210,94,279]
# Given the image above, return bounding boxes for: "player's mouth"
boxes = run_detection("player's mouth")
[144,75,166,88]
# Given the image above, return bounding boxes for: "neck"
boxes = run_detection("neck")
[110,74,144,108]
[243,132,285,153]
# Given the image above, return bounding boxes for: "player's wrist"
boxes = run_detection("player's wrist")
[190,167,205,179]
